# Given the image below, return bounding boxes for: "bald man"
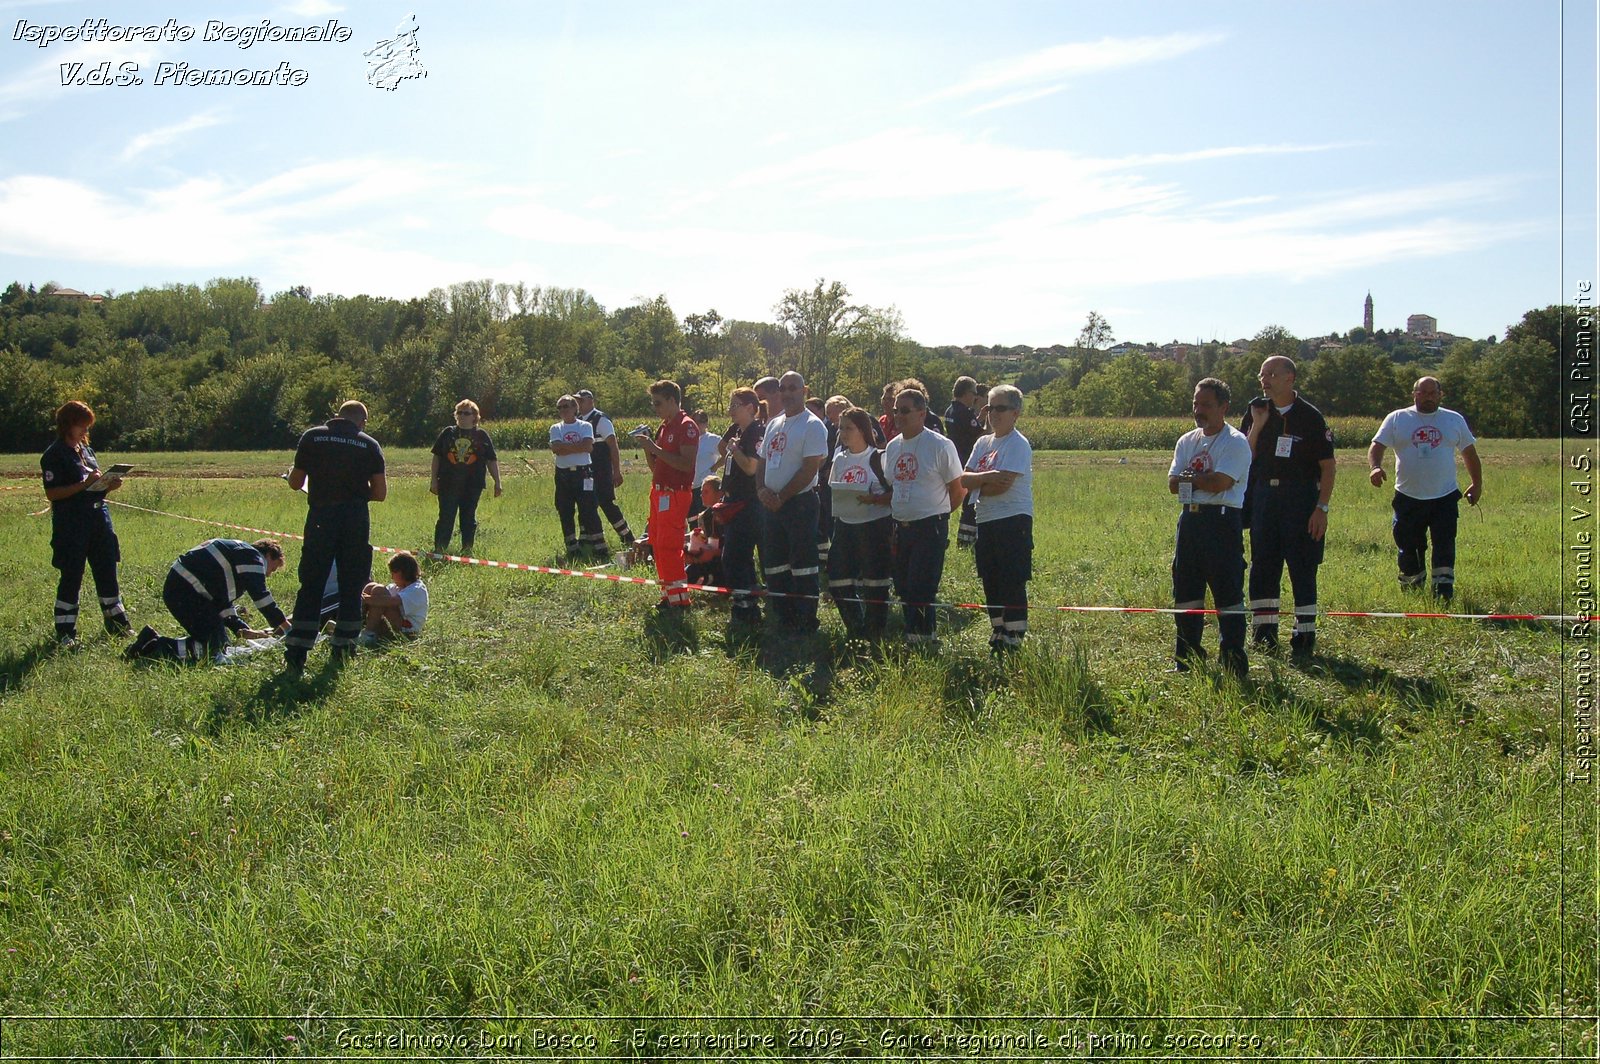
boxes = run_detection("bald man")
[284,400,387,674]
[756,371,830,634]
[1368,377,1482,599]
[1240,356,1335,657]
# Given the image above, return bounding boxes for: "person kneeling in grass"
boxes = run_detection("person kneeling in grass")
[125,538,289,664]
[359,551,428,647]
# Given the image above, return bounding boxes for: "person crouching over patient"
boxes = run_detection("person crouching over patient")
[360,551,428,646]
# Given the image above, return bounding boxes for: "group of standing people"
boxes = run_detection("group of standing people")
[39,355,1483,674]
[632,370,1035,654]
[1166,357,1482,679]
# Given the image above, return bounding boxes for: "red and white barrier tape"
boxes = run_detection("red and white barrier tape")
[99,499,1595,624]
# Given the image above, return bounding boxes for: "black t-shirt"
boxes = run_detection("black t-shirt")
[431,425,497,494]
[721,420,765,502]
[293,418,385,506]
[41,439,104,524]
[944,401,983,463]
[818,420,839,482]
[1239,395,1334,484]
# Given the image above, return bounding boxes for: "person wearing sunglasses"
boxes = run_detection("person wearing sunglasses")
[960,385,1034,654]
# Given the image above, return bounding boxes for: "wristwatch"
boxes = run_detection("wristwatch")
[1316,503,1330,513]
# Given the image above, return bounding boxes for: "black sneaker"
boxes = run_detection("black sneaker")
[123,625,158,661]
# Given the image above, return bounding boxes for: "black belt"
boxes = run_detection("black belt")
[1265,477,1316,487]
[895,514,944,527]
[1183,504,1233,514]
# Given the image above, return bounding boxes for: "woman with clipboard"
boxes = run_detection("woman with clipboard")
[40,401,131,648]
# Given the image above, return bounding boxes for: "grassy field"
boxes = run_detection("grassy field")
[0,439,1589,1059]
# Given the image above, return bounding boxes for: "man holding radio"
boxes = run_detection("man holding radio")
[1240,356,1335,658]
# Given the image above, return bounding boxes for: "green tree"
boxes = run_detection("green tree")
[1076,310,1114,352]
[1300,345,1403,417]
[0,346,64,451]
[1251,324,1299,362]
[775,279,861,395]
[1071,353,1190,416]
[614,295,688,379]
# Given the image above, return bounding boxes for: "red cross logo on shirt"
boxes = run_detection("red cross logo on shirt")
[1411,426,1442,448]
[842,466,866,485]
[894,453,919,482]
[768,431,787,455]
[1187,452,1214,474]
[977,451,998,472]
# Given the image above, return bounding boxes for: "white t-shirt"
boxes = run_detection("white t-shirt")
[694,431,722,487]
[964,430,1035,522]
[1372,406,1477,500]
[1168,424,1253,509]
[828,447,891,524]
[758,408,830,495]
[885,428,963,522]
[550,419,596,470]
[390,580,429,636]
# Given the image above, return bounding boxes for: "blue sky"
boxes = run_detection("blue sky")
[0,0,1593,347]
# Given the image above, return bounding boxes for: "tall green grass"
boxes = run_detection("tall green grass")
[0,439,1585,1059]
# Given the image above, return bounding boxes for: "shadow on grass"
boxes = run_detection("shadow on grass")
[1308,650,1465,711]
[643,606,699,660]
[201,652,352,732]
[1014,641,1115,735]
[0,637,61,695]
[755,628,837,720]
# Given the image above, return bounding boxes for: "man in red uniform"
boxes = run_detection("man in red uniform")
[637,380,699,609]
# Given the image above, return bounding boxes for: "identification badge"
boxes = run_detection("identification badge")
[583,478,594,492]
[1178,481,1194,504]
[1274,435,1294,459]
[658,494,671,512]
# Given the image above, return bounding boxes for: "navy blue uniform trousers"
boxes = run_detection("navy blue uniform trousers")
[762,492,821,630]
[1392,489,1460,597]
[1247,480,1322,643]
[893,514,949,641]
[286,502,372,663]
[1172,505,1246,666]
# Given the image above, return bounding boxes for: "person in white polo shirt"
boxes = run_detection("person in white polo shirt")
[884,387,965,644]
[1367,376,1483,599]
[1168,377,1253,678]
[549,396,605,558]
[960,385,1035,653]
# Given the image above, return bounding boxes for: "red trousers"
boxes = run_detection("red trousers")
[648,486,693,605]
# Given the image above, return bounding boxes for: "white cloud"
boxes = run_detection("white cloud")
[487,199,858,261]
[120,110,226,161]
[0,40,158,121]
[925,32,1227,105]
[276,0,344,17]
[0,159,485,291]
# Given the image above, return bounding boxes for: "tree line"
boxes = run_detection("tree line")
[0,277,1568,452]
